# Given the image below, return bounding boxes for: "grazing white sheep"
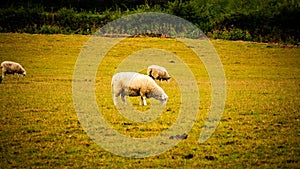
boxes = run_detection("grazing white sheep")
[112,72,168,106]
[147,65,171,82]
[1,61,26,77]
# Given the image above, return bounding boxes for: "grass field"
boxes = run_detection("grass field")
[0,33,299,168]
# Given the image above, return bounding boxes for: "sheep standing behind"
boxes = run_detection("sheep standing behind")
[1,61,26,77]
[111,72,168,106]
[147,65,171,82]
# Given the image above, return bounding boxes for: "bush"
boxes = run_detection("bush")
[0,0,299,44]
[212,28,253,41]
[38,25,62,34]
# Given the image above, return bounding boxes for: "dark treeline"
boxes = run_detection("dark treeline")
[0,0,299,44]
[1,0,168,11]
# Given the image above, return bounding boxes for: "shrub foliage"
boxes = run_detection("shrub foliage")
[0,0,299,43]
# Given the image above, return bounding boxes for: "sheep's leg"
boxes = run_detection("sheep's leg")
[113,95,118,105]
[143,96,147,106]
[140,96,147,106]
[113,90,121,105]
[2,71,6,78]
[121,94,126,105]
[139,96,143,106]
[113,92,119,105]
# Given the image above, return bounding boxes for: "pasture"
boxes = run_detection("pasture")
[0,33,299,168]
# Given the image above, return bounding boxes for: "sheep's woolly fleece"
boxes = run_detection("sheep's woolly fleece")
[111,72,168,106]
[147,65,171,82]
[1,61,26,77]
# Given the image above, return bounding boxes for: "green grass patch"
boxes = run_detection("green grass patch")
[0,33,299,168]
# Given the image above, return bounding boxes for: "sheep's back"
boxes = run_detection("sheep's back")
[112,72,157,89]
[1,61,24,71]
[148,65,167,72]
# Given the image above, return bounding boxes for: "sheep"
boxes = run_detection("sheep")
[1,61,26,78]
[111,72,168,106]
[147,65,171,82]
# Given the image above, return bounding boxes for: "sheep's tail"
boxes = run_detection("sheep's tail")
[111,78,114,88]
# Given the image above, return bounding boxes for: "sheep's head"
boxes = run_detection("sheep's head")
[22,71,26,77]
[160,93,168,105]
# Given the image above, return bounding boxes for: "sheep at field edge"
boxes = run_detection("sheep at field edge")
[1,61,26,77]
[111,72,168,106]
[147,65,171,82]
